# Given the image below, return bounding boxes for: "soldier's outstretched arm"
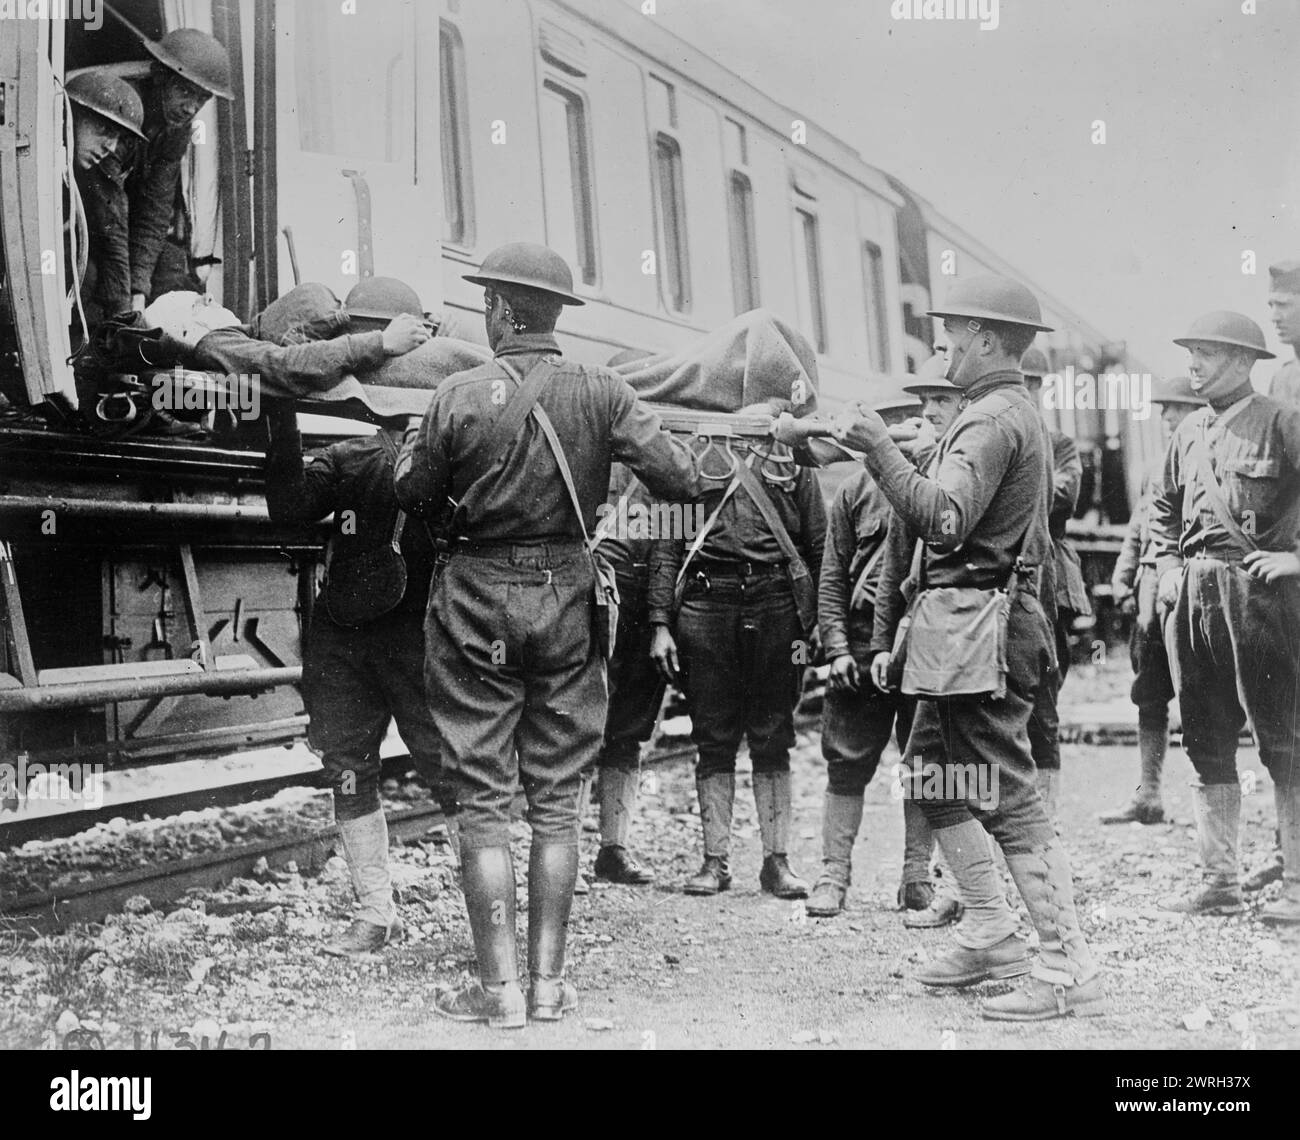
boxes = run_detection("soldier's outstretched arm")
[127,135,187,298]
[263,401,339,523]
[1147,427,1187,584]
[607,381,702,502]
[393,399,450,520]
[79,157,133,316]
[849,409,1014,551]
[817,485,855,662]
[192,328,388,397]
[795,468,828,586]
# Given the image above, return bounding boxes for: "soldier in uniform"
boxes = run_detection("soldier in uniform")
[1266,260,1300,408]
[125,30,234,310]
[65,71,147,327]
[1100,377,1204,825]
[261,286,447,957]
[394,243,700,1028]
[590,349,663,886]
[836,276,1106,1020]
[807,383,949,920]
[1150,312,1300,925]
[1019,347,1091,826]
[648,415,826,901]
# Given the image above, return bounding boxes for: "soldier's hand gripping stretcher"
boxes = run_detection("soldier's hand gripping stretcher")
[769,404,936,464]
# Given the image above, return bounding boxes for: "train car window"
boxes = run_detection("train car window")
[794,206,828,353]
[540,81,597,286]
[728,172,759,314]
[649,75,678,130]
[295,0,415,164]
[440,21,473,247]
[862,240,891,371]
[654,133,691,313]
[724,118,749,168]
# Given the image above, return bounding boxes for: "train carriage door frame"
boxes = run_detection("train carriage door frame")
[271,0,441,308]
[0,16,75,406]
[788,164,828,355]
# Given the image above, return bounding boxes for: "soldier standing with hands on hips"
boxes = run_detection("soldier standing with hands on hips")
[395,243,701,1028]
[1149,312,1300,925]
[834,276,1106,1020]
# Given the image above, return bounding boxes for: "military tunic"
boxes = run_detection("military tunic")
[394,332,699,850]
[1148,387,1300,785]
[647,451,825,779]
[857,371,1057,853]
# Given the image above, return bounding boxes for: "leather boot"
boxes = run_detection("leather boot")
[527,841,580,1020]
[434,845,526,1029]
[1159,782,1244,914]
[1242,829,1284,892]
[915,820,1025,987]
[685,774,735,895]
[984,844,1108,1020]
[325,808,398,956]
[754,771,809,899]
[806,792,862,917]
[1262,782,1300,926]
[1036,768,1061,832]
[572,772,594,896]
[1100,719,1167,823]
[595,768,653,885]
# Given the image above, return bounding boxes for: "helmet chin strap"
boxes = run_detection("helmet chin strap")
[946,320,984,390]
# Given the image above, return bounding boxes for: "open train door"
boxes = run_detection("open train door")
[0,17,76,407]
[268,0,443,314]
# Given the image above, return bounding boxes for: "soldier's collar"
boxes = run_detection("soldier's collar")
[495,333,561,358]
[959,369,1024,405]
[1207,382,1256,415]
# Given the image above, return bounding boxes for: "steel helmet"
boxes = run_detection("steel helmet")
[65,70,146,140]
[344,277,424,322]
[1019,346,1051,378]
[1172,311,1275,359]
[870,378,923,415]
[143,29,234,100]
[927,275,1054,332]
[903,374,961,397]
[1151,375,1205,406]
[464,242,585,305]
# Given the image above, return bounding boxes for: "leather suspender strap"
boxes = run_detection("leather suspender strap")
[529,402,595,552]
[374,430,407,552]
[732,457,817,631]
[593,477,639,552]
[674,457,749,591]
[1189,428,1259,553]
[848,538,887,611]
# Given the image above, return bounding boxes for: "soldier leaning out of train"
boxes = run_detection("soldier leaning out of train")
[1266,260,1300,409]
[254,278,459,958]
[835,276,1106,1021]
[648,410,827,901]
[395,243,702,1029]
[1020,347,1091,831]
[806,380,956,925]
[1149,311,1300,926]
[1100,376,1204,827]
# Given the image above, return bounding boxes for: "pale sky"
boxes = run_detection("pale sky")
[632,0,1300,378]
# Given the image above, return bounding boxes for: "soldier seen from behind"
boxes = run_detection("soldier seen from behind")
[395,243,701,1028]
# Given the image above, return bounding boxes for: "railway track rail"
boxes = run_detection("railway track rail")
[0,736,711,935]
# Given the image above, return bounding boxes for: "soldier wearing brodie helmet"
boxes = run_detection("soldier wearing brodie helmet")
[1150,312,1300,926]
[65,71,147,327]
[395,243,700,1027]
[835,275,1106,1020]
[127,29,234,310]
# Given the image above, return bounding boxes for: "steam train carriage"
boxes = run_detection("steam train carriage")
[0,0,1142,775]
